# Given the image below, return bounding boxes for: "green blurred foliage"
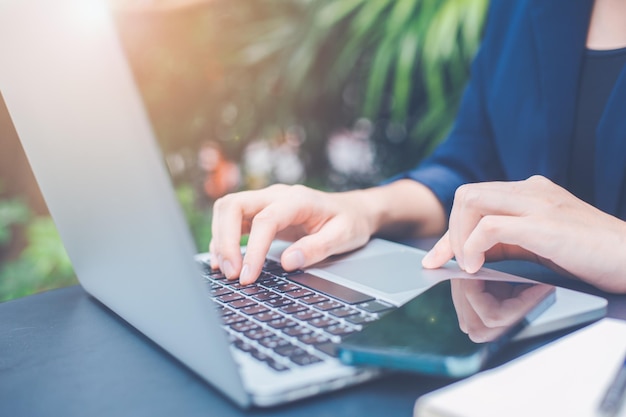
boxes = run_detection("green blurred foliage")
[0,183,76,302]
[176,184,213,251]
[0,195,30,246]
[247,0,489,162]
[116,0,488,187]
[0,218,76,302]
[2,0,487,301]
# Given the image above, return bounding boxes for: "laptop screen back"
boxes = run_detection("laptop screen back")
[0,0,249,407]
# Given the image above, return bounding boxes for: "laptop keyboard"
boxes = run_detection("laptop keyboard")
[202,259,395,373]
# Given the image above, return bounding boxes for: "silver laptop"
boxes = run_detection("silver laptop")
[0,0,607,408]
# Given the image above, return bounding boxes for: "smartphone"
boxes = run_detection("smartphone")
[337,278,555,378]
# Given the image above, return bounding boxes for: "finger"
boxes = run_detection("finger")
[211,195,244,279]
[282,216,369,271]
[454,179,544,216]
[462,215,537,274]
[240,186,336,284]
[275,225,309,242]
[421,231,454,269]
[213,184,304,279]
[212,189,283,279]
[448,180,542,270]
[449,185,481,270]
[209,239,219,270]
[240,200,312,285]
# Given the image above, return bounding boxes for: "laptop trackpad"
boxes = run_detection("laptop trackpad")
[316,251,432,294]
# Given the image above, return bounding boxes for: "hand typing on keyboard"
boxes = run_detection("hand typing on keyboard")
[209,181,445,285]
[204,260,395,371]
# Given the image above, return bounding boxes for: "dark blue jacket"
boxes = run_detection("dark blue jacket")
[402,0,626,219]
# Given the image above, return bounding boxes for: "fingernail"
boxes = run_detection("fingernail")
[421,250,434,267]
[466,259,480,274]
[283,250,305,270]
[239,264,250,284]
[222,259,235,278]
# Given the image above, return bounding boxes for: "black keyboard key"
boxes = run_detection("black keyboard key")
[234,338,255,353]
[244,328,275,341]
[258,335,290,350]
[356,300,395,313]
[201,262,214,273]
[256,271,276,282]
[266,359,289,372]
[300,294,329,305]
[231,320,260,333]
[251,311,283,323]
[213,276,229,282]
[315,342,339,357]
[329,306,360,318]
[206,269,226,280]
[290,352,322,366]
[298,333,330,345]
[217,306,235,317]
[324,324,356,337]
[267,317,298,330]
[261,278,288,288]
[211,287,233,297]
[218,293,244,303]
[273,269,304,278]
[228,282,255,290]
[251,349,272,362]
[241,285,266,296]
[262,259,282,272]
[309,317,340,329]
[241,304,270,316]
[274,283,302,293]
[292,309,322,321]
[282,325,313,338]
[345,314,378,325]
[265,297,294,308]
[280,303,307,314]
[284,288,314,299]
[275,344,307,358]
[313,300,343,312]
[253,291,280,302]
[223,314,247,326]
[288,273,375,304]
[230,298,256,309]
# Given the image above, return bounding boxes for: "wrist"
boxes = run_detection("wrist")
[344,179,446,238]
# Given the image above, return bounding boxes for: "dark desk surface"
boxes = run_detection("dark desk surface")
[2,257,626,417]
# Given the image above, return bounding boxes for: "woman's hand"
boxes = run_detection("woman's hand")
[422,175,626,293]
[209,184,379,285]
[210,180,445,285]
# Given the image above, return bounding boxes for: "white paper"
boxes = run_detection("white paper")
[415,318,626,417]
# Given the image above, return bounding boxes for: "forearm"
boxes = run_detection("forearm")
[344,179,447,239]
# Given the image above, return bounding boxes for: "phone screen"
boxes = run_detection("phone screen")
[338,278,555,377]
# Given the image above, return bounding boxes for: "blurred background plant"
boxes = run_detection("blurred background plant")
[0,0,487,301]
[0,182,75,302]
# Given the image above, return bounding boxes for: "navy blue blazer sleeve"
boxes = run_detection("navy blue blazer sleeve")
[395,2,509,217]
[388,0,626,219]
